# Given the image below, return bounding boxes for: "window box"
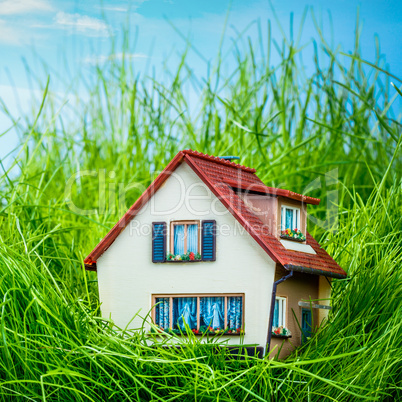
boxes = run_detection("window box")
[271,333,292,339]
[280,235,305,242]
[166,251,202,262]
[280,229,306,242]
[150,326,245,336]
[152,294,244,335]
[272,326,292,338]
[164,260,202,263]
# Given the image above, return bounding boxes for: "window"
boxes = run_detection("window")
[170,221,200,255]
[273,296,286,328]
[301,308,312,343]
[281,206,300,231]
[153,294,244,334]
[152,220,216,263]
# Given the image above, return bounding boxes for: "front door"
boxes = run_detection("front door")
[301,308,312,343]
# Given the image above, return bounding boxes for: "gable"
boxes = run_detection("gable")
[95,162,274,268]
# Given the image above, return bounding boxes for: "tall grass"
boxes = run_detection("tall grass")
[0,11,401,400]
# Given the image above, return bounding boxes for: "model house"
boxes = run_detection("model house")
[84,150,347,358]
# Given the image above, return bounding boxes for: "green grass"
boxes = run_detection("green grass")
[0,12,401,401]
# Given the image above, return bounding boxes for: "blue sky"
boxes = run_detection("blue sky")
[1,0,401,162]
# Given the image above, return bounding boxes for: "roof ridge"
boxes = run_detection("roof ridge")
[182,149,256,173]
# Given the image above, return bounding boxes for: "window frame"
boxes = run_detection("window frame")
[274,296,287,328]
[152,293,245,332]
[170,220,201,255]
[280,205,301,231]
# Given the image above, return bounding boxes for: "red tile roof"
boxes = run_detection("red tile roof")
[223,178,321,205]
[84,150,346,278]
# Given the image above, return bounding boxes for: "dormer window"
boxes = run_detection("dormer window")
[280,205,306,242]
[281,206,300,231]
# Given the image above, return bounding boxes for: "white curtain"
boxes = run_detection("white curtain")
[174,224,185,254]
[200,297,224,328]
[285,209,293,229]
[155,298,170,329]
[227,296,243,329]
[173,297,197,329]
[187,224,198,253]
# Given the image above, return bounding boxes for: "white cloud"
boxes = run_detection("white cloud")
[0,19,22,44]
[0,0,52,15]
[100,6,127,13]
[97,1,149,13]
[55,12,112,37]
[84,52,148,64]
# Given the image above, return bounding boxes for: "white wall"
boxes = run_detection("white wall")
[97,162,276,348]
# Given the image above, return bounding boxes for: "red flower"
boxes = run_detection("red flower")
[294,228,298,232]
[189,251,195,261]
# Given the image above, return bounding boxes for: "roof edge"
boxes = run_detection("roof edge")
[283,264,347,279]
[85,263,97,271]
[84,150,186,265]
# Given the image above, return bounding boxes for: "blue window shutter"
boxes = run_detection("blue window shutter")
[152,222,166,262]
[201,220,216,261]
